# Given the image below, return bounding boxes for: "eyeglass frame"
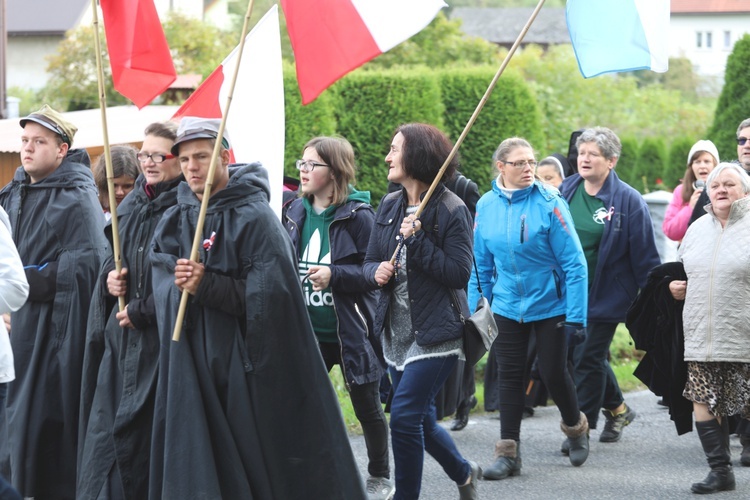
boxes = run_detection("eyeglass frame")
[737,137,749,146]
[501,159,538,169]
[137,152,175,164]
[295,159,330,172]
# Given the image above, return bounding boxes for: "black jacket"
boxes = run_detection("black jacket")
[149,164,365,499]
[0,150,108,499]
[285,196,384,387]
[626,262,693,435]
[78,174,182,499]
[364,184,473,347]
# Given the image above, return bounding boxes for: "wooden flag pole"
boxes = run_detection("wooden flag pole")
[172,0,255,342]
[390,0,546,265]
[92,0,125,312]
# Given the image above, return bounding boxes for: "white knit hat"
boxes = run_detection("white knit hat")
[687,140,720,165]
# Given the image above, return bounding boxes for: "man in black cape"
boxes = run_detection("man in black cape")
[0,105,108,499]
[78,122,183,499]
[148,117,365,499]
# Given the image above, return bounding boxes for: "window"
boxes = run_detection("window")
[706,32,713,49]
[696,31,703,48]
[725,31,732,49]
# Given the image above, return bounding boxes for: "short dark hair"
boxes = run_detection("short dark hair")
[144,121,178,141]
[393,123,458,185]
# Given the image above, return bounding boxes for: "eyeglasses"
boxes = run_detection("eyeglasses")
[738,137,749,146]
[502,159,538,169]
[137,153,175,164]
[295,159,329,172]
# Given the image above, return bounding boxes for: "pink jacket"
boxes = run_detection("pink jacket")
[662,184,692,241]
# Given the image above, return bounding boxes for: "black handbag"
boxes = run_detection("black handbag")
[460,258,497,366]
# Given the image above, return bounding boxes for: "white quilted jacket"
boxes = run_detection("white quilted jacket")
[679,196,750,362]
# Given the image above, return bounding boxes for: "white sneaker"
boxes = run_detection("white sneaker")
[366,476,395,500]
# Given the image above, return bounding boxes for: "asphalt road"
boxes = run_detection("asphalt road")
[348,389,748,499]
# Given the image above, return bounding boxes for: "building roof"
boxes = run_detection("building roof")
[450,7,569,46]
[672,0,750,14]
[0,105,179,153]
[7,0,90,36]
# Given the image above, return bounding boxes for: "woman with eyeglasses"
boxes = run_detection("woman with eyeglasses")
[363,123,479,500]
[469,137,590,479]
[78,121,185,499]
[284,137,394,500]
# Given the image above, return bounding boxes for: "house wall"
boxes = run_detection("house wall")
[670,14,750,81]
[6,36,62,90]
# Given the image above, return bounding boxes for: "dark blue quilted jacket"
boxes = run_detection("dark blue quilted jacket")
[363,185,473,347]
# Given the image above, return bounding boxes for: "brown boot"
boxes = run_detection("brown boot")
[561,412,589,467]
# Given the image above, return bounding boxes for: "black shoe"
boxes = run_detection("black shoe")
[599,404,636,443]
[522,406,535,419]
[451,396,477,431]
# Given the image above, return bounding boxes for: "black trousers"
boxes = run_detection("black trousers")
[493,314,580,441]
[319,342,390,478]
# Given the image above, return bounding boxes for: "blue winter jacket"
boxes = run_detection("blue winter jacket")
[469,179,588,325]
[560,170,661,323]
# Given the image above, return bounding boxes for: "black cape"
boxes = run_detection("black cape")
[78,175,182,499]
[0,151,108,499]
[626,262,693,435]
[149,164,365,499]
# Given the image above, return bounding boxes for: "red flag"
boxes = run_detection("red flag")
[281,0,446,105]
[100,0,176,109]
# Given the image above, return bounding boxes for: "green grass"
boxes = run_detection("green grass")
[332,323,647,433]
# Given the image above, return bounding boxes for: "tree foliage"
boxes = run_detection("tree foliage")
[708,34,750,162]
[664,136,696,189]
[510,45,714,157]
[364,13,499,70]
[41,12,234,111]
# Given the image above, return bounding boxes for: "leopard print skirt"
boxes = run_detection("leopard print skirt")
[683,361,750,418]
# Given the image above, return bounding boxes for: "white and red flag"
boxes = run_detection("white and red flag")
[173,6,285,217]
[100,0,176,108]
[281,0,447,105]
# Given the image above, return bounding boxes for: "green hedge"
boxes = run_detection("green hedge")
[332,69,445,203]
[709,34,750,161]
[282,67,543,203]
[283,71,337,179]
[439,67,543,194]
[664,137,696,190]
[635,137,668,193]
[616,136,640,189]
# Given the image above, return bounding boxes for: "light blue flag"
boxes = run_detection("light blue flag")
[566,0,669,78]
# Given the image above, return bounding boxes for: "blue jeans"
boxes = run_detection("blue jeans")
[572,322,624,429]
[389,356,470,500]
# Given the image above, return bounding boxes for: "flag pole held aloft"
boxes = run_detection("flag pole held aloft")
[172,0,256,342]
[389,0,548,265]
[91,0,124,312]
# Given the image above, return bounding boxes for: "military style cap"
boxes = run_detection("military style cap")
[172,117,231,155]
[20,104,77,146]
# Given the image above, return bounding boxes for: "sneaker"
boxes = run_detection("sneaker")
[366,476,395,500]
[599,404,636,443]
